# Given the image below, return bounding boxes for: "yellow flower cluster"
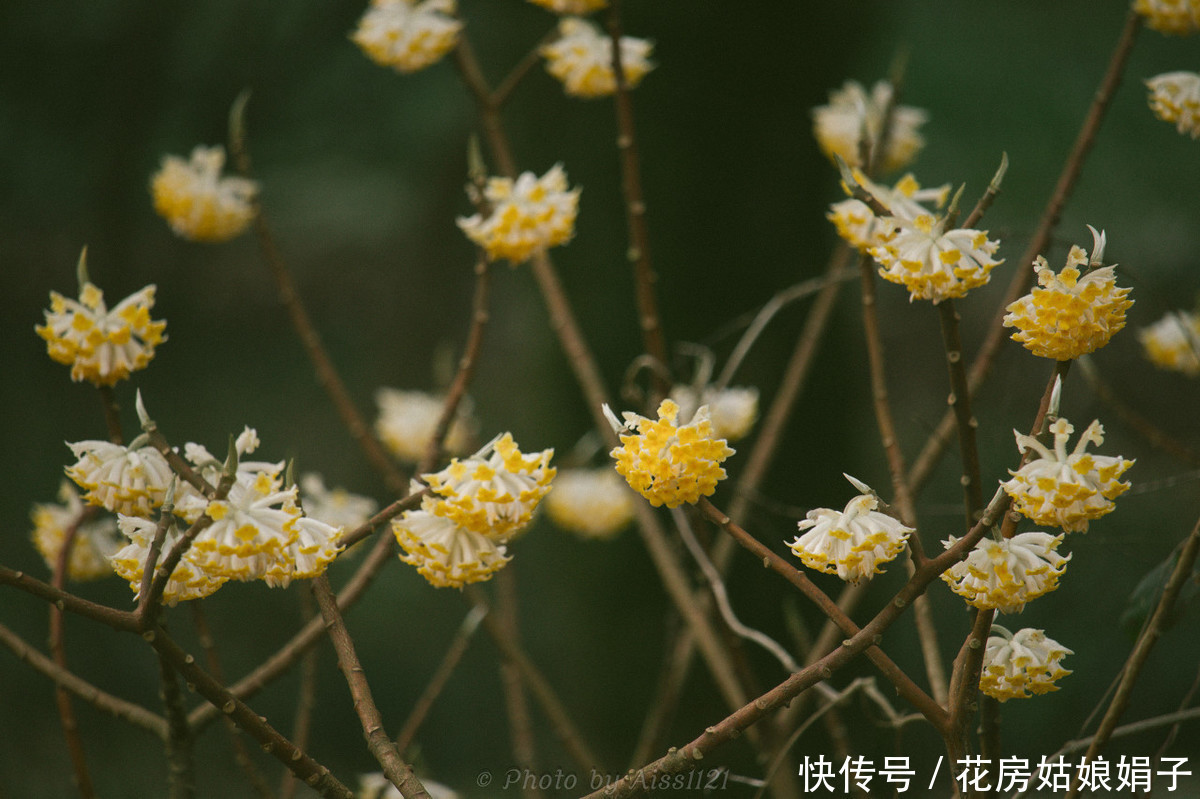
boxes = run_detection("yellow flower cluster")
[980,627,1072,702]
[111,515,228,605]
[1134,0,1200,34]
[30,482,123,582]
[375,388,476,462]
[394,433,555,588]
[393,510,512,588]
[351,0,461,74]
[151,146,259,242]
[788,479,913,584]
[421,433,556,539]
[528,0,607,14]
[1003,229,1133,361]
[299,473,379,533]
[457,165,580,264]
[64,438,174,518]
[1146,71,1200,139]
[813,80,928,173]
[104,428,344,603]
[608,399,734,509]
[541,17,654,98]
[1002,418,1134,533]
[37,281,168,387]
[828,172,949,254]
[1139,310,1200,376]
[544,468,636,539]
[668,385,759,443]
[940,532,1070,614]
[870,213,1002,303]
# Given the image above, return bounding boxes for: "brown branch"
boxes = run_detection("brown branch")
[1064,513,1200,799]
[311,575,430,799]
[908,9,1142,495]
[97,385,125,446]
[394,605,485,756]
[853,247,948,703]
[1077,356,1200,467]
[336,488,427,551]
[467,588,603,773]
[158,653,195,799]
[495,569,542,799]
[227,135,407,497]
[585,490,1010,799]
[937,298,985,528]
[0,621,167,737]
[946,607,995,752]
[454,24,763,742]
[191,602,274,799]
[423,254,491,470]
[697,498,948,730]
[491,28,558,110]
[281,591,319,799]
[606,0,670,395]
[960,152,1009,231]
[0,564,138,633]
[147,626,353,799]
[188,529,397,732]
[50,514,96,799]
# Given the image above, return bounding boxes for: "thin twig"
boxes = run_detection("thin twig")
[1077,356,1200,466]
[1007,706,1200,799]
[280,591,319,799]
[394,605,486,756]
[696,497,951,730]
[853,245,948,703]
[607,0,670,396]
[0,564,138,633]
[191,602,274,799]
[423,254,491,470]
[937,299,985,528]
[0,621,167,737]
[960,152,1009,231]
[228,123,407,497]
[147,626,354,799]
[1064,512,1200,799]
[465,588,603,773]
[158,653,195,799]
[494,568,542,799]
[716,266,856,393]
[50,513,96,799]
[673,507,805,678]
[583,489,1010,799]
[311,575,429,799]
[491,28,558,110]
[908,9,1143,495]
[454,28,763,738]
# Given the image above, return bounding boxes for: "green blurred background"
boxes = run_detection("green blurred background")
[1,1,1198,796]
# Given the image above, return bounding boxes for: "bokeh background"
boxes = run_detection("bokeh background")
[1,0,1198,796]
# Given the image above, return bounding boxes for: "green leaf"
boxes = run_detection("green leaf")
[1120,551,1200,639]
